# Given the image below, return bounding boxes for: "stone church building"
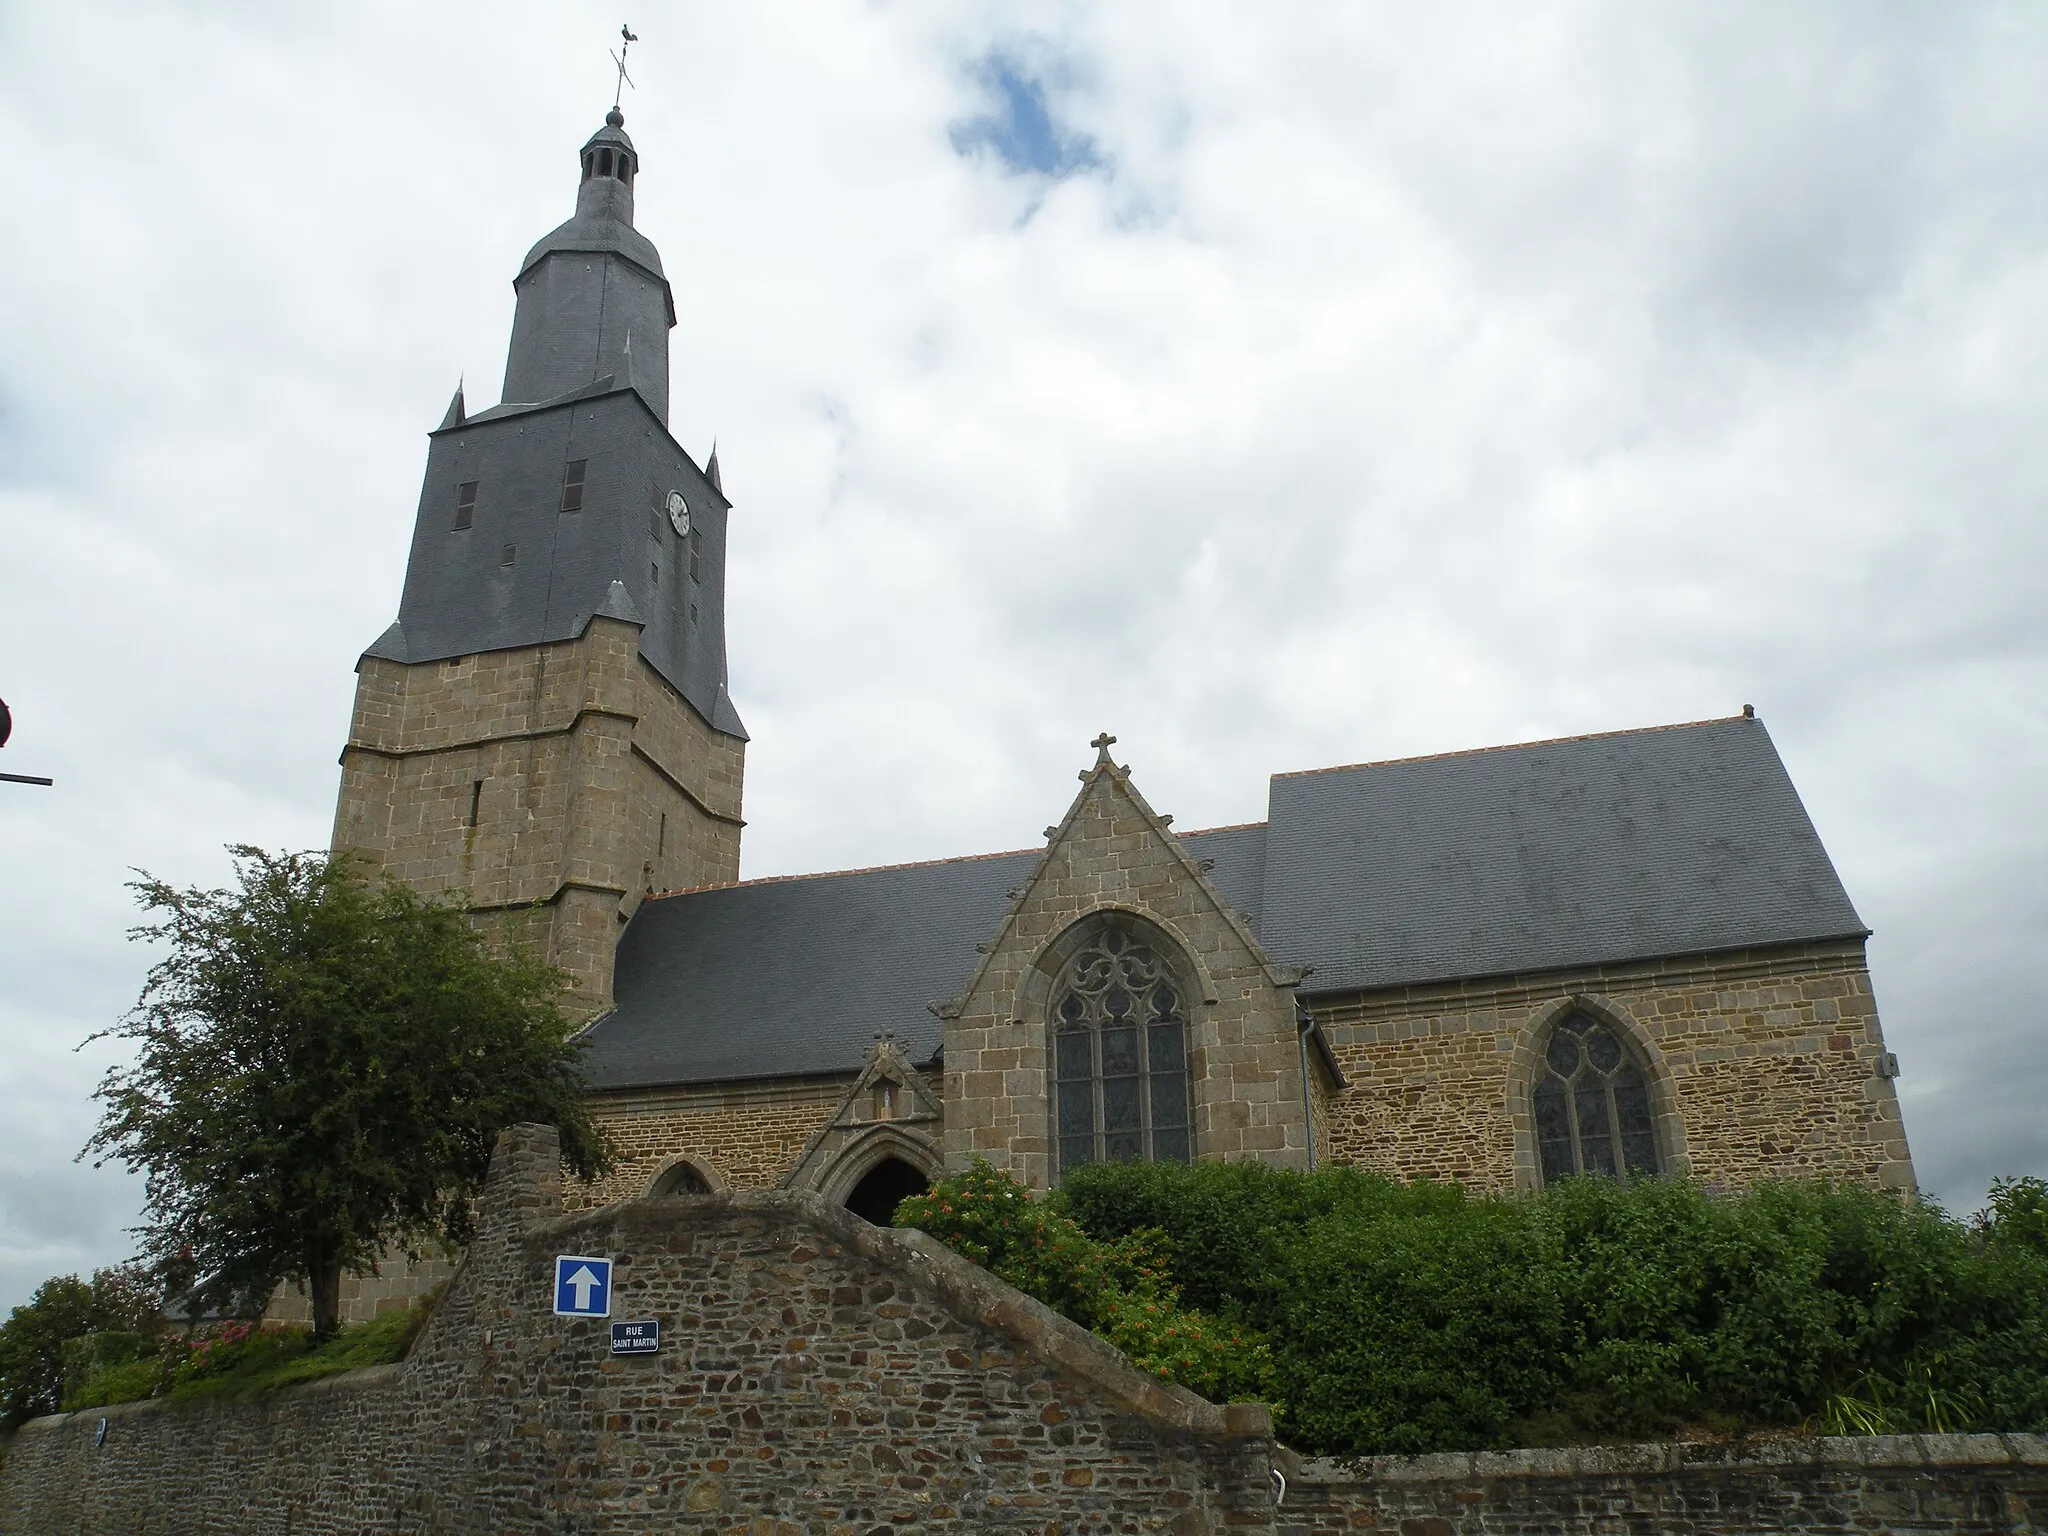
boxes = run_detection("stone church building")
[329,106,1915,1249]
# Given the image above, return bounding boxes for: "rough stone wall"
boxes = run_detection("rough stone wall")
[943,762,1310,1190]
[266,1247,458,1329]
[332,617,743,1012]
[1,1125,1277,1536]
[1307,1045,1337,1171]
[1277,1436,2048,1535]
[1309,938,1915,1192]
[571,1077,848,1207]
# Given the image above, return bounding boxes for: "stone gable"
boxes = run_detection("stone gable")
[941,753,1318,1187]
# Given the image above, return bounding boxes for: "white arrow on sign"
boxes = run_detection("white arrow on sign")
[565,1265,602,1311]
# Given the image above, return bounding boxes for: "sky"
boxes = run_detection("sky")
[1,1,2044,1315]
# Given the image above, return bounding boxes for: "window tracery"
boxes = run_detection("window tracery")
[1051,926,1192,1175]
[1532,1012,1660,1183]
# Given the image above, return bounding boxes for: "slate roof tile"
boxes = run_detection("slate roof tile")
[581,716,1864,1090]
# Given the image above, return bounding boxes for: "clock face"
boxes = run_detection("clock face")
[665,490,690,537]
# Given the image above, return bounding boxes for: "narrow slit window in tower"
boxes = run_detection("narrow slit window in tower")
[559,458,587,512]
[467,780,482,828]
[688,527,702,581]
[651,562,659,584]
[500,544,516,567]
[453,480,477,530]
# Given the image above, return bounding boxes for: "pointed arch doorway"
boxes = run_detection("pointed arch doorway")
[842,1156,930,1227]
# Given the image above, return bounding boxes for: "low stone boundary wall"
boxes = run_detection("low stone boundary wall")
[0,1124,1275,1535]
[1280,1433,2048,1535]
[6,1124,2044,1534]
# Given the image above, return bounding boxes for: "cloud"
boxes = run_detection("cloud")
[1,0,2044,1312]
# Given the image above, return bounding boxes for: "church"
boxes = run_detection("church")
[330,104,1916,1241]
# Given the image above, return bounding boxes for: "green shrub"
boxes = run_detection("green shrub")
[60,1354,161,1414]
[57,1287,444,1414]
[1050,1159,2048,1457]
[58,1331,155,1413]
[894,1159,1275,1406]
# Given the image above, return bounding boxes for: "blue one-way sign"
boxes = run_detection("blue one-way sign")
[553,1254,613,1317]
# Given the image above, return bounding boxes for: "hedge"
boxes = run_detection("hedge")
[901,1161,2048,1457]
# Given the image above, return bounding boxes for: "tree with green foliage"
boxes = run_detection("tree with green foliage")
[83,847,611,1340]
[0,1265,162,1431]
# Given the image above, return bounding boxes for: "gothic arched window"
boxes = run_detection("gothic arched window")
[1051,926,1192,1175]
[1533,1012,1660,1183]
[649,1159,711,1196]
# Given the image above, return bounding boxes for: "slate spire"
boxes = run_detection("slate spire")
[500,105,677,423]
[368,100,742,742]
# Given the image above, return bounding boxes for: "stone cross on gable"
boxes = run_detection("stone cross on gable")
[1091,732,1118,766]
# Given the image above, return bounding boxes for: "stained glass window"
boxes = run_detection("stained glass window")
[1533,1013,1659,1184]
[1051,927,1192,1176]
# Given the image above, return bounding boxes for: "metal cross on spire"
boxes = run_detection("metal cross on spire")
[611,23,639,109]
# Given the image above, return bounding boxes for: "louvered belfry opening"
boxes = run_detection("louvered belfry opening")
[1533,1012,1661,1183]
[1052,925,1193,1177]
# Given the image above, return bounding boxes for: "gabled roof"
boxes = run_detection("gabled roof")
[580,716,1866,1090]
[1262,715,1864,995]
[579,824,1269,1091]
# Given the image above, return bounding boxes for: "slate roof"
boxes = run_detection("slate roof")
[1262,715,1866,997]
[580,822,1271,1091]
[580,716,1867,1091]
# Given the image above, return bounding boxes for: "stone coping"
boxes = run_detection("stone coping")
[1292,1432,2048,1484]
[533,1188,1275,1442]
[15,1363,405,1435]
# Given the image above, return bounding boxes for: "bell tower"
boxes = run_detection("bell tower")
[332,105,745,1016]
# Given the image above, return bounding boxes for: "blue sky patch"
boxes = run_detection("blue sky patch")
[949,51,1103,179]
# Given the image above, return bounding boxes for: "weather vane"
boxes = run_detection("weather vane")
[612,23,638,109]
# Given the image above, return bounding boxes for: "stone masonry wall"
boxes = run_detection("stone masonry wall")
[944,762,1310,1189]
[1308,938,1915,1193]
[2,1125,1277,1536]
[332,618,743,1012]
[1277,1436,2048,1535]
[8,1128,2031,1536]
[571,1078,850,1208]
[266,1247,458,1330]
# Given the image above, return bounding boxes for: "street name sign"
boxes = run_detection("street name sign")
[553,1254,613,1317]
[610,1320,660,1355]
